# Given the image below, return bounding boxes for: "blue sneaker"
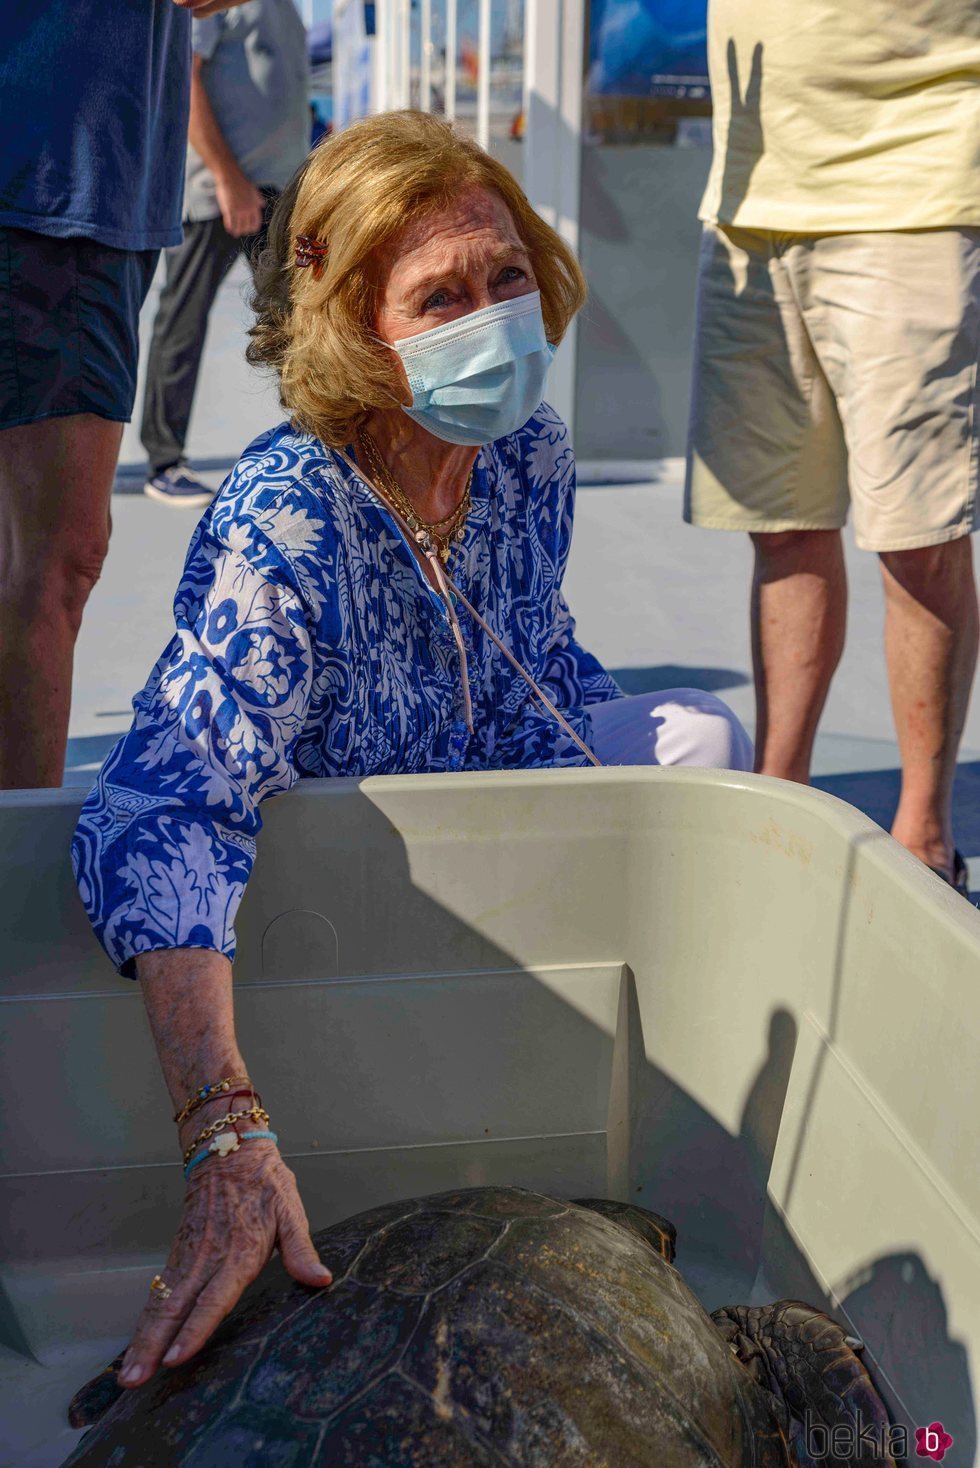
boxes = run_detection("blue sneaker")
[144,464,215,508]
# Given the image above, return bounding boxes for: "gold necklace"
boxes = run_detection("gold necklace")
[360,431,470,539]
[359,430,471,566]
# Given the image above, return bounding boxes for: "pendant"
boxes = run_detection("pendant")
[210,1132,241,1158]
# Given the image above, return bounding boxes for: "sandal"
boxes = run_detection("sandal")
[928,848,971,898]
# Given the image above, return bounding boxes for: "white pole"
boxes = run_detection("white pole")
[370,43,381,117]
[390,0,400,109]
[372,0,387,112]
[420,0,432,111]
[477,0,491,149]
[391,0,400,110]
[375,0,390,112]
[389,0,404,109]
[400,0,412,108]
[523,0,585,438]
[445,0,458,121]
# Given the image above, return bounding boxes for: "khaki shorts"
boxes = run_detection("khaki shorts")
[684,225,980,552]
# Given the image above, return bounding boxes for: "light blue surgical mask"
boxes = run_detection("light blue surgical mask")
[391,290,556,447]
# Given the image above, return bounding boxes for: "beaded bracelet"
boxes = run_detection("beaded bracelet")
[184,1130,279,1181]
[174,1075,253,1126]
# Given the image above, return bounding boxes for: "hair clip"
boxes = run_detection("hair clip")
[295,234,329,278]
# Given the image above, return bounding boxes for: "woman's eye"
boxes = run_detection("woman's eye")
[497,266,526,286]
[422,289,451,312]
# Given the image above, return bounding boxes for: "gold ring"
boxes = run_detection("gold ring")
[149,1274,173,1300]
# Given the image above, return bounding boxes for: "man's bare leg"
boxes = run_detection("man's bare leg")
[750,529,848,782]
[880,538,979,881]
[0,413,120,788]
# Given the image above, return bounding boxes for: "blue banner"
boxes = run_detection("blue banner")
[588,0,709,98]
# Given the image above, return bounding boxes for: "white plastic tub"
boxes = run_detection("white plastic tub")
[1,768,978,1465]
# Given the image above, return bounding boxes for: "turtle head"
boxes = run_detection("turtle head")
[572,1198,677,1264]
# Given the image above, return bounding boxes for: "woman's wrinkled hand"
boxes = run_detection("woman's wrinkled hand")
[116,1143,331,1388]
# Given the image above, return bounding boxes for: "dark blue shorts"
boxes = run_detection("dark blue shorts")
[0,226,158,430]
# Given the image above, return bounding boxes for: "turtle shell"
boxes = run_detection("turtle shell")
[64,1186,788,1467]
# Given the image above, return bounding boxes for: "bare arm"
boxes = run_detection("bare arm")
[188,51,264,236]
[187,54,244,196]
[138,947,244,1106]
[116,948,331,1389]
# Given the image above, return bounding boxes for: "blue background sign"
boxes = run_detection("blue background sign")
[588,0,709,97]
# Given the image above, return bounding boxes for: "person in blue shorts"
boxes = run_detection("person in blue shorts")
[0,0,248,791]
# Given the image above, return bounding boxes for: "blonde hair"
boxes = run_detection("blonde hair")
[247,111,587,448]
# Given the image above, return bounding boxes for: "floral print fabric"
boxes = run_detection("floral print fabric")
[72,406,622,974]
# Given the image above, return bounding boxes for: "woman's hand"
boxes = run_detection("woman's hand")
[117,1141,331,1388]
[121,950,331,1386]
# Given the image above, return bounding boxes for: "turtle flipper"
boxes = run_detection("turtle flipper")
[67,1352,126,1428]
[711,1302,894,1467]
[572,1198,677,1263]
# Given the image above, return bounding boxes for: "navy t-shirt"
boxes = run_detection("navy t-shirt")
[0,2,192,251]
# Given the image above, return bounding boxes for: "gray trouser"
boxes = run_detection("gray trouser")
[140,190,277,476]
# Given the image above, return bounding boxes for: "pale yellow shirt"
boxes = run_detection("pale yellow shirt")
[700,0,980,232]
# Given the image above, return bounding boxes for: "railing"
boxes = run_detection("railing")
[338,0,586,434]
[375,0,518,150]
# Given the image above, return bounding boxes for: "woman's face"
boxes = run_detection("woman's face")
[374,186,538,348]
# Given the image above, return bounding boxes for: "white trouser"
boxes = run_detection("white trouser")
[588,689,753,771]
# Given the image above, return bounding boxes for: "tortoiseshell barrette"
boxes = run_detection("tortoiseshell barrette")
[294,234,329,278]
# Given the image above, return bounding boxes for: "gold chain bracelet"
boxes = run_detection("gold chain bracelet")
[182,1105,270,1165]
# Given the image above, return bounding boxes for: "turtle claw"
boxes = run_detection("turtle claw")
[710,1302,894,1467]
[68,1352,126,1428]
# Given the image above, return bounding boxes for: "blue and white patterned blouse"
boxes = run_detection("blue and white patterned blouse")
[72,406,623,974]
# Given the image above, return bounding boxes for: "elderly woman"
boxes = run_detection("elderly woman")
[72,112,751,1389]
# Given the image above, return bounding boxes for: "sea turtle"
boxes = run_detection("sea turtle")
[65,1187,893,1466]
